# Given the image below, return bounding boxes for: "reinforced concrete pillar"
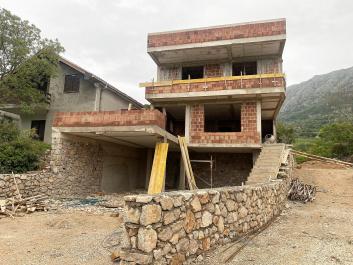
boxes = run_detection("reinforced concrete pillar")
[185,105,191,143]
[256,99,262,142]
[145,148,154,190]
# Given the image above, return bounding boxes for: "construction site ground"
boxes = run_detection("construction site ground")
[0,161,352,265]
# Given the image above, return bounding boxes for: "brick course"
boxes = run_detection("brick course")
[146,76,285,95]
[204,64,223,77]
[190,103,260,144]
[148,20,286,48]
[53,109,166,129]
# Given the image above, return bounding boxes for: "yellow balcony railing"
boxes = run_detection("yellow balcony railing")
[139,73,285,88]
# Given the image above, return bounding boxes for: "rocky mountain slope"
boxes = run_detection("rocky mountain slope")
[279,67,353,136]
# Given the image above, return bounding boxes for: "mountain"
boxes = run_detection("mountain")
[279,67,353,137]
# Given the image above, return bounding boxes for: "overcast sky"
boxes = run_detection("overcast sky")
[2,0,353,103]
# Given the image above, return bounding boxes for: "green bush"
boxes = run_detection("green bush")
[277,122,296,144]
[0,121,50,173]
[295,156,309,164]
[311,123,353,159]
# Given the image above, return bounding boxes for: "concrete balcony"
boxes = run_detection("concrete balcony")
[52,109,179,149]
[140,73,286,103]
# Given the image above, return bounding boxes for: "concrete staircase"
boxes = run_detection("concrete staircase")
[247,144,286,184]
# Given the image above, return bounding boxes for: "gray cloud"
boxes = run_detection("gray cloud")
[2,0,353,103]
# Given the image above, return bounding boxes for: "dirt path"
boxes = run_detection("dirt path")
[0,212,122,265]
[194,161,353,265]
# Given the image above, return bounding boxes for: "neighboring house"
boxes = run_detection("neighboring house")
[51,18,287,196]
[0,57,142,143]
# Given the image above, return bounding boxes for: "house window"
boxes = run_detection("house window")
[204,103,241,132]
[232,62,257,76]
[31,120,46,141]
[64,74,80,93]
[182,66,204,80]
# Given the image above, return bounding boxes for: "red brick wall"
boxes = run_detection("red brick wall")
[190,103,260,144]
[53,109,166,129]
[146,76,285,95]
[204,64,223,77]
[148,20,286,48]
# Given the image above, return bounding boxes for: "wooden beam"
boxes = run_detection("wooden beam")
[148,142,169,194]
[140,73,285,88]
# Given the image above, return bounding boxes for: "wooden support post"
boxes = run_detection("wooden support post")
[178,154,186,190]
[178,136,197,190]
[148,142,169,194]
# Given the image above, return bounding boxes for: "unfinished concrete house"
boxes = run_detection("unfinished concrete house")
[51,18,287,196]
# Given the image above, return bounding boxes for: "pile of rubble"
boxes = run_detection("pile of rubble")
[0,194,49,218]
[288,178,316,203]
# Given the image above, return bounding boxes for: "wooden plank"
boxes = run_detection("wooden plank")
[178,136,193,189]
[292,150,353,166]
[178,136,197,190]
[148,142,169,194]
[181,138,197,188]
[139,73,285,87]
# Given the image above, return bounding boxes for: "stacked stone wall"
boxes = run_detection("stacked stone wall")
[0,132,104,198]
[50,131,103,197]
[120,180,288,264]
[0,172,54,198]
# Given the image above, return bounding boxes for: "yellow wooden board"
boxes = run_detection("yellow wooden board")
[148,142,169,194]
[139,73,285,87]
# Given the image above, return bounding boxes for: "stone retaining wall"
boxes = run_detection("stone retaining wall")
[0,172,54,198]
[0,131,104,199]
[119,180,289,264]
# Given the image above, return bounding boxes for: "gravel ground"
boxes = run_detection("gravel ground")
[191,161,353,265]
[0,194,128,265]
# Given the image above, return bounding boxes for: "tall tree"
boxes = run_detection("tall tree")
[0,8,64,113]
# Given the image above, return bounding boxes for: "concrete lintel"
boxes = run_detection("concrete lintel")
[188,143,262,153]
[146,87,285,102]
[256,100,262,138]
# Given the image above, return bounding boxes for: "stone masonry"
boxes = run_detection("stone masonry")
[50,130,103,196]
[0,171,54,198]
[0,131,104,198]
[119,179,289,264]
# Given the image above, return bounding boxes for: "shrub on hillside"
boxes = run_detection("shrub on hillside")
[277,122,296,144]
[0,121,49,173]
[311,123,353,159]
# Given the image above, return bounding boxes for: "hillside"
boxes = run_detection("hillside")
[279,67,353,136]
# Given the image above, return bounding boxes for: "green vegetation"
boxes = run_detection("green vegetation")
[276,122,296,144]
[279,122,353,162]
[310,123,353,159]
[0,121,49,173]
[0,8,64,114]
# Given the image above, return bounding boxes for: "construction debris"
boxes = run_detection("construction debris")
[288,178,316,203]
[0,194,49,218]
